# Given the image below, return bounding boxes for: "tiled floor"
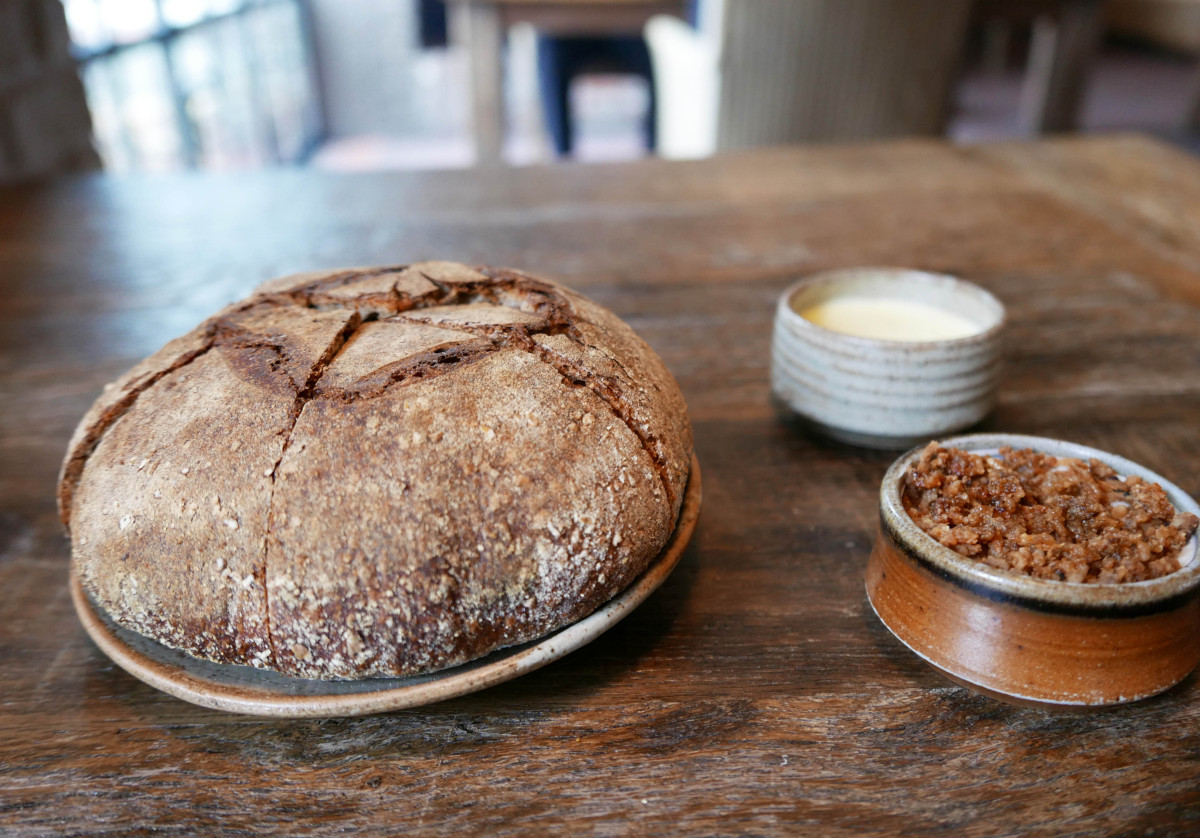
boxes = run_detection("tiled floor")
[311,40,1200,172]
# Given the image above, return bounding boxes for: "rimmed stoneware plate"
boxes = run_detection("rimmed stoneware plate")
[866,434,1200,708]
[72,456,701,718]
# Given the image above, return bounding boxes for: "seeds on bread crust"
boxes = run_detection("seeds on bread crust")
[61,262,693,679]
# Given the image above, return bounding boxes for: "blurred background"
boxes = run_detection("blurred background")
[2,0,1200,181]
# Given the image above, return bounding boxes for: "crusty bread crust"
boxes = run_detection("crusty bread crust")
[60,263,693,679]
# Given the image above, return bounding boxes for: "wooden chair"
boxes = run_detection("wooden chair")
[973,0,1107,134]
[648,0,973,156]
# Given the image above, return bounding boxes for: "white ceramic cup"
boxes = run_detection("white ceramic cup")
[771,268,1006,449]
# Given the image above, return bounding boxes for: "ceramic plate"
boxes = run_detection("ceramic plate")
[71,456,700,718]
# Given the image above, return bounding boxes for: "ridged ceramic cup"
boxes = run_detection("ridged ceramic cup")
[771,268,1006,449]
[867,433,1200,708]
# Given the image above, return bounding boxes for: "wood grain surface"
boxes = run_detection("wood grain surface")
[3,134,1200,834]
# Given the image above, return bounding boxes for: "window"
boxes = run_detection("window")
[64,0,323,172]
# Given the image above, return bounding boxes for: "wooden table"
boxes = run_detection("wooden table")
[448,0,684,165]
[4,135,1200,833]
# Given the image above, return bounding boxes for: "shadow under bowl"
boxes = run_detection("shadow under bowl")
[866,433,1200,708]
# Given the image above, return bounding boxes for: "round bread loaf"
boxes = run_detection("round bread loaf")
[59,262,692,679]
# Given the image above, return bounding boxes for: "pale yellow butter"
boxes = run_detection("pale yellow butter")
[799,296,981,342]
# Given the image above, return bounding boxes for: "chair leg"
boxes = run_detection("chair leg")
[1018,0,1104,135]
[644,76,657,152]
[621,38,657,152]
[536,36,574,156]
[1183,61,1200,131]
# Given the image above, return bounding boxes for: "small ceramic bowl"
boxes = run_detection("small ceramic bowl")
[771,268,1005,449]
[866,433,1200,708]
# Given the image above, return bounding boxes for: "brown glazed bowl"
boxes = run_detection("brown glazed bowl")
[866,433,1200,708]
